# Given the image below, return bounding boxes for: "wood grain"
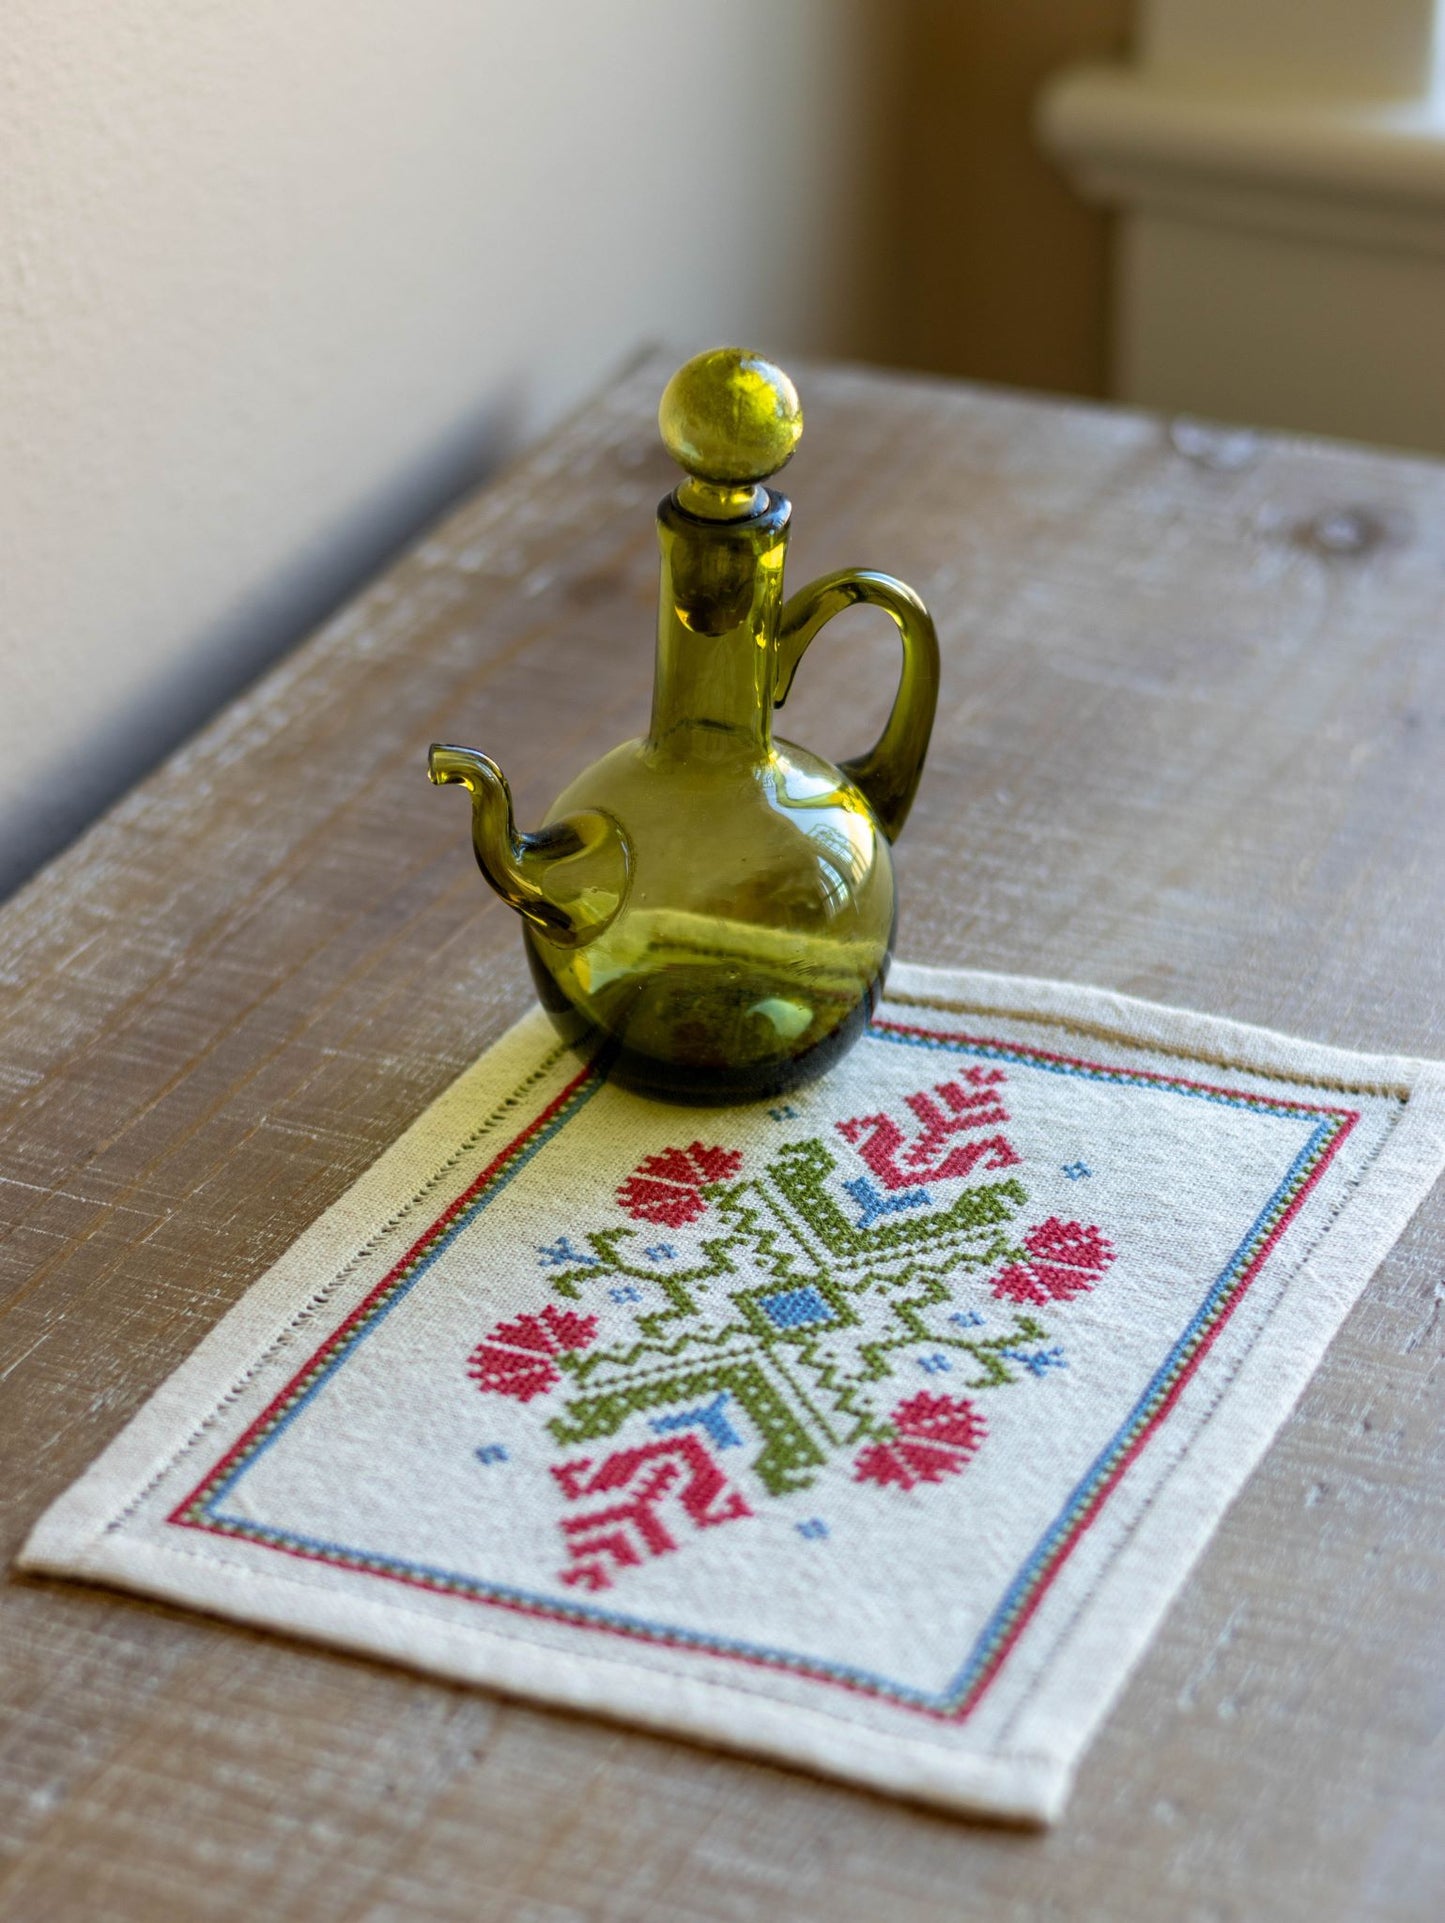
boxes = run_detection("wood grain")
[2,358,1443,1921]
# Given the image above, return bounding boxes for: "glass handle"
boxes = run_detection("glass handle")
[774,569,941,843]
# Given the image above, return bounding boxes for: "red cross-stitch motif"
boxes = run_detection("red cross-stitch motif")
[553,1434,753,1590]
[853,1392,987,1490]
[990,1218,1115,1305]
[466,1303,598,1402]
[615,1142,745,1228]
[837,1072,1021,1191]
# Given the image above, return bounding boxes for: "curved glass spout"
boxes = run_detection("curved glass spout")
[427,745,631,948]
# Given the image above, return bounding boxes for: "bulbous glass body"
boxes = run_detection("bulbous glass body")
[527,727,896,1101]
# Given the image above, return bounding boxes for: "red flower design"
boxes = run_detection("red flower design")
[615,1142,743,1228]
[854,1392,986,1491]
[467,1303,598,1402]
[991,1217,1115,1306]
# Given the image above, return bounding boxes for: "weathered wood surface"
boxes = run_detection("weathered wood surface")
[2,356,1443,1922]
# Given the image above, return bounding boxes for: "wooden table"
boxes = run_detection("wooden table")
[3,357,1442,1921]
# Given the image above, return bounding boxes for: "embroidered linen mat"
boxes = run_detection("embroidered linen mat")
[21,963,1445,1823]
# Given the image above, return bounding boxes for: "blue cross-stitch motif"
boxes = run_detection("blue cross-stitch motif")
[759,1286,835,1331]
[609,1285,642,1304]
[796,1518,830,1541]
[474,1444,509,1465]
[918,1352,953,1375]
[651,1391,744,1451]
[538,1236,598,1270]
[1062,1162,1092,1181]
[643,1244,677,1263]
[1004,1346,1067,1377]
[949,1309,984,1329]
[844,1174,932,1230]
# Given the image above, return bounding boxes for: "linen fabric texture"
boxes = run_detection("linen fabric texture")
[22,964,1445,1823]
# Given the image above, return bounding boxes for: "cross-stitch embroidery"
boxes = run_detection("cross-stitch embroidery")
[552,1434,753,1591]
[615,1142,744,1227]
[465,1302,598,1402]
[854,1391,987,1489]
[468,1072,1116,1583]
[158,1006,1373,1741]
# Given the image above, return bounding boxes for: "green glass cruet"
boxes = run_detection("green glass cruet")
[429,347,940,1101]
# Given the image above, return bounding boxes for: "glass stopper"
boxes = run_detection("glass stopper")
[659,348,803,519]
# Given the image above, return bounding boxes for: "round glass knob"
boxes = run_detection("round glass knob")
[659,349,803,510]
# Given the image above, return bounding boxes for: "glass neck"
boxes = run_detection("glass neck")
[648,492,791,758]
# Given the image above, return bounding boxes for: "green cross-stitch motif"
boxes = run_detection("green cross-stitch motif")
[540,1132,1045,1496]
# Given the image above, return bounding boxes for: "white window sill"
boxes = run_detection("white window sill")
[1039,66,1445,258]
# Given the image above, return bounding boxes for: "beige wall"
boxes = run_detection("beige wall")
[0,0,885,895]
